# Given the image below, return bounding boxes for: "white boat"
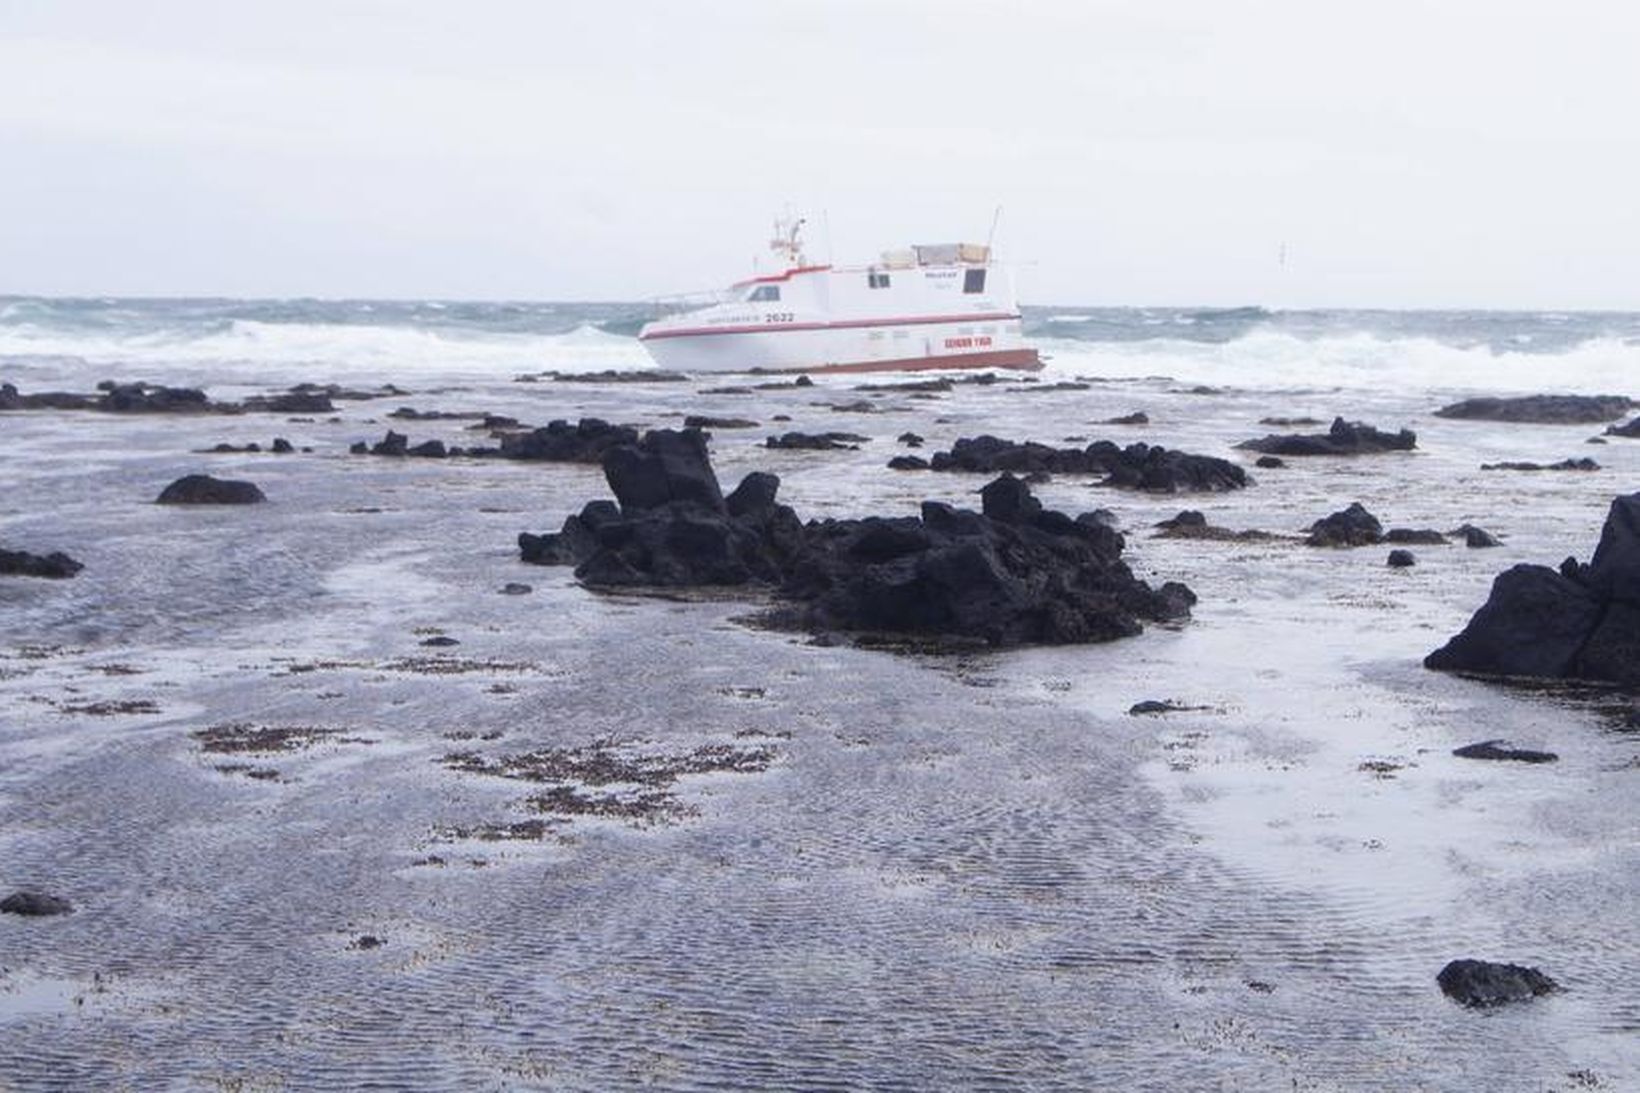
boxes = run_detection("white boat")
[638,219,1041,375]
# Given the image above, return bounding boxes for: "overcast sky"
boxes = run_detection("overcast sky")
[2,1,1637,307]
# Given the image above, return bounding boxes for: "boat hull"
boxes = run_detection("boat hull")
[640,320,1042,374]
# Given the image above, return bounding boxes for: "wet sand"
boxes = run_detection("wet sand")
[1,359,1637,1089]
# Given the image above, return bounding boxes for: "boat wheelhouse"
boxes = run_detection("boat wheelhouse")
[638,220,1041,374]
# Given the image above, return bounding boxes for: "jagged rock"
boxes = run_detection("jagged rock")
[407,440,448,458]
[766,432,868,451]
[926,435,1247,493]
[100,382,213,413]
[156,475,266,505]
[271,438,294,454]
[1436,959,1559,1008]
[1153,511,1274,542]
[0,891,73,916]
[1237,417,1416,456]
[1453,740,1558,764]
[1306,503,1383,547]
[1387,549,1416,568]
[888,456,930,471]
[498,419,639,463]
[898,432,925,447]
[1428,494,1640,685]
[519,445,1194,648]
[1435,394,1633,424]
[1455,524,1502,548]
[1426,566,1604,679]
[0,548,84,579]
[1480,458,1600,472]
[370,431,409,456]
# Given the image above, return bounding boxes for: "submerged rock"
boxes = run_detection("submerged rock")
[1427,493,1640,685]
[1452,740,1558,764]
[1435,394,1633,424]
[156,475,266,505]
[1237,417,1416,456]
[0,891,74,916]
[1436,959,1559,1008]
[1480,458,1600,472]
[925,435,1248,493]
[519,434,1194,647]
[684,415,760,430]
[0,548,84,579]
[888,455,930,471]
[766,432,869,451]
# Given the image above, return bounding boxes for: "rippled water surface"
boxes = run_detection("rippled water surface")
[2,313,1638,1089]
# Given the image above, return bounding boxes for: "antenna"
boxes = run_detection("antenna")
[985,205,1004,254]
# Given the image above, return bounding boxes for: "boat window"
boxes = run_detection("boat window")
[747,285,781,302]
[868,272,891,289]
[963,268,986,294]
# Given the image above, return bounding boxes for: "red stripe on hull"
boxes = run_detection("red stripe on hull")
[641,311,1020,340]
[750,347,1042,376]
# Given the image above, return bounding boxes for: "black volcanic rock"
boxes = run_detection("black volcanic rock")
[498,419,640,462]
[1306,503,1383,547]
[926,435,1248,493]
[1427,493,1640,685]
[0,891,74,916]
[684,415,760,430]
[1436,959,1559,1008]
[1480,458,1600,472]
[0,548,84,579]
[1426,565,1603,680]
[1237,417,1416,456]
[888,455,929,471]
[1452,740,1558,764]
[1455,524,1502,548]
[100,382,213,413]
[1106,411,1149,425]
[1606,417,1640,438]
[1435,394,1633,424]
[1387,549,1416,568]
[1385,528,1447,545]
[243,391,336,414]
[519,442,1194,648]
[766,432,869,451]
[156,475,266,505]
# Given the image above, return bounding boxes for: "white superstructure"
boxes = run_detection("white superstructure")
[638,220,1041,374]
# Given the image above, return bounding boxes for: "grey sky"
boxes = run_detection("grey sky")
[2,1,1637,307]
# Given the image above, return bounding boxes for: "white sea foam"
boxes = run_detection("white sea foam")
[1038,329,1640,396]
[0,318,649,382]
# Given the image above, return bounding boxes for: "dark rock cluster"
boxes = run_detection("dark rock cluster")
[1436,959,1559,1008]
[156,475,266,505]
[1434,394,1633,424]
[1606,417,1640,438]
[918,435,1249,493]
[766,432,869,451]
[0,548,84,579]
[349,419,639,462]
[0,380,387,415]
[1237,417,1416,456]
[1426,492,1640,685]
[1305,504,1462,549]
[519,429,1195,647]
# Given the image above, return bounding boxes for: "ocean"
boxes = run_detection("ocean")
[1,295,1637,1089]
[5,295,1640,392]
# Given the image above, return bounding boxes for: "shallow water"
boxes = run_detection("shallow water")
[1,320,1638,1089]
